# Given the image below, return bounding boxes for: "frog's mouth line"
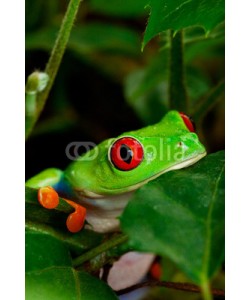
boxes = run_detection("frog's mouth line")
[77,151,207,199]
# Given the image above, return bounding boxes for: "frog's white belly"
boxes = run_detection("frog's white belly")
[76,191,134,233]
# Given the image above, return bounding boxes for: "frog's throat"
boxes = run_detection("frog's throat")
[76,151,207,199]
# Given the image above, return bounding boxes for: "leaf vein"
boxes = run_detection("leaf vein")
[72,269,81,300]
[201,164,225,281]
[163,0,194,21]
[26,265,71,275]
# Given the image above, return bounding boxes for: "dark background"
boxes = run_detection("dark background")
[25,0,225,180]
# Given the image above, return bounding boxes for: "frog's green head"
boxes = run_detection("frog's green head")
[65,111,206,197]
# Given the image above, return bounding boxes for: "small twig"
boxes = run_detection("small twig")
[116,280,225,298]
[39,0,83,112]
[72,233,128,267]
[25,0,83,139]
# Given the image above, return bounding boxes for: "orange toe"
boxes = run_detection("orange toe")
[38,186,59,209]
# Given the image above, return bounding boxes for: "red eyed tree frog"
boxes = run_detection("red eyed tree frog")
[26,110,206,233]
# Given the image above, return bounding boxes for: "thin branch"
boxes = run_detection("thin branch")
[116,280,225,298]
[72,234,128,267]
[25,0,83,139]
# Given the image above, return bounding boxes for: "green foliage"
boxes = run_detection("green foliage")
[26,0,225,299]
[26,228,118,300]
[120,151,225,285]
[26,187,104,255]
[143,0,225,48]
[26,269,118,300]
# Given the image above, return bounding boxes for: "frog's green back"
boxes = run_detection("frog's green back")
[127,111,187,137]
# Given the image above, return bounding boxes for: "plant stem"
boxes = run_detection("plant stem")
[200,280,213,300]
[116,280,224,298]
[25,0,83,139]
[72,233,128,267]
[169,30,189,112]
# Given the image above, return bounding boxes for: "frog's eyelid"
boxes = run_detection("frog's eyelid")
[179,112,196,132]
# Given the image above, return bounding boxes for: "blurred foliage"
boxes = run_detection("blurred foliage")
[26,0,225,299]
[26,0,224,178]
[88,0,148,18]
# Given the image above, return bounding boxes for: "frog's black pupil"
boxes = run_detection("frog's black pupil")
[120,144,133,164]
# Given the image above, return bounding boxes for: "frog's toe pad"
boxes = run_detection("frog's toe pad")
[37,186,86,233]
[38,186,59,209]
[65,200,86,233]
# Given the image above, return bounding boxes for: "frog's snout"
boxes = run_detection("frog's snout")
[177,132,206,155]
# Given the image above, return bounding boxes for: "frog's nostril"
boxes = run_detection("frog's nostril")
[177,141,183,147]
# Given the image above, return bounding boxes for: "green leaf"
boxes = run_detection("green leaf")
[25,221,104,256]
[88,0,148,18]
[26,267,77,300]
[26,268,118,300]
[26,229,72,272]
[26,228,118,300]
[76,271,119,299]
[143,0,225,48]
[120,151,225,285]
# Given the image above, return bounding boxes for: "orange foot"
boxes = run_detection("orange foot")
[38,186,86,233]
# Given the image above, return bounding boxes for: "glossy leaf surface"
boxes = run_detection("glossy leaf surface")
[143,0,225,48]
[26,267,118,300]
[121,151,225,284]
[26,227,118,300]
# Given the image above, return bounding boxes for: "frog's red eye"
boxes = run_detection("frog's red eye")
[179,112,196,132]
[110,137,144,171]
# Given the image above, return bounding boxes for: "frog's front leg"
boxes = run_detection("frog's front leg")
[26,168,86,233]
